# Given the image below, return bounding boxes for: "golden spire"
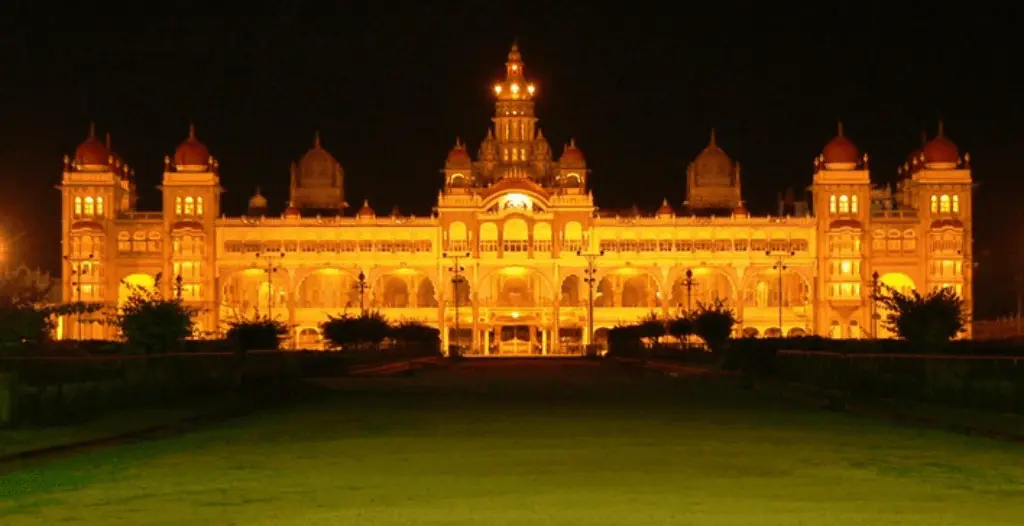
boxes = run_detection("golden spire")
[188,122,196,141]
[709,128,717,147]
[314,131,321,149]
[88,121,96,139]
[937,119,945,138]
[105,132,112,149]
[837,121,845,137]
[494,42,535,101]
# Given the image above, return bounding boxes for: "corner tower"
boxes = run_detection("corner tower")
[491,43,537,176]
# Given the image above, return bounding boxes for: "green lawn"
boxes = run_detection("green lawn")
[2,360,1023,525]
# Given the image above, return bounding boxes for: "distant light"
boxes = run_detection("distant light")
[510,83,520,94]
[494,85,503,94]
[511,65,518,72]
[527,84,535,95]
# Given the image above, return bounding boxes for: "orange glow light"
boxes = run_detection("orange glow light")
[494,84,503,94]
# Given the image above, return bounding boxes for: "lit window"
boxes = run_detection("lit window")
[939,194,950,213]
[851,195,858,213]
[838,195,849,213]
[840,260,852,275]
[96,196,104,216]
[184,196,195,216]
[84,196,95,216]
[74,196,83,216]
[930,195,938,213]
[175,197,183,215]
[829,195,837,213]
[196,197,204,217]
[952,195,959,213]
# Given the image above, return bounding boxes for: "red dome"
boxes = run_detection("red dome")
[560,138,585,165]
[174,124,211,167]
[74,124,110,166]
[447,139,472,165]
[923,136,958,164]
[357,199,376,218]
[657,199,674,216]
[822,122,860,164]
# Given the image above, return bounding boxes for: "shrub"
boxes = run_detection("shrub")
[692,299,737,354]
[876,284,966,350]
[226,316,289,352]
[390,321,440,346]
[321,311,390,350]
[112,274,200,353]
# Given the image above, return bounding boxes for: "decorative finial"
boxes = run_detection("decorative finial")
[188,122,196,140]
[105,132,112,149]
[569,138,577,148]
[709,128,717,147]
[536,128,544,140]
[88,122,96,139]
[837,121,844,137]
[313,131,321,149]
[255,186,262,196]
[964,152,971,167]
[937,119,945,138]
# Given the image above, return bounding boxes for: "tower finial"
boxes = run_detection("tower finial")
[188,122,196,140]
[837,121,844,137]
[105,132,111,149]
[314,131,321,149]
[709,128,717,147]
[937,119,945,138]
[88,121,96,139]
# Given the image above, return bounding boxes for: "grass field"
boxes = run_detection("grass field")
[2,359,1023,525]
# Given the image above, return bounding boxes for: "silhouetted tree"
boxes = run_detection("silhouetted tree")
[876,284,966,349]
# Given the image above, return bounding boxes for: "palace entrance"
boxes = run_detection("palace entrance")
[484,325,546,355]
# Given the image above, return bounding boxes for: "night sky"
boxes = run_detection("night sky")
[0,4,1020,317]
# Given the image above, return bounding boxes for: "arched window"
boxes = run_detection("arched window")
[175,197,183,215]
[838,195,850,213]
[930,195,938,213]
[84,196,95,216]
[184,196,195,216]
[96,196,104,216]
[196,197,204,217]
[829,195,837,213]
[851,195,858,213]
[952,195,960,213]
[74,196,83,217]
[939,194,951,213]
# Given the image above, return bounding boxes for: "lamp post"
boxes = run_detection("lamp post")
[63,253,94,340]
[255,251,285,319]
[682,268,696,314]
[354,270,369,314]
[578,249,604,351]
[870,270,880,338]
[174,274,184,299]
[766,250,795,336]
[443,252,470,355]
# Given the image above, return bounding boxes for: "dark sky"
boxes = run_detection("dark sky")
[1,3,1021,316]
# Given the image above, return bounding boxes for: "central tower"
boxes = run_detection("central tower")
[491,44,538,176]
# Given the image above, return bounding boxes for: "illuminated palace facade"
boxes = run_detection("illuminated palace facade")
[59,44,973,351]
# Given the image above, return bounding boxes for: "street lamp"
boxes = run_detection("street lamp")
[578,249,604,352]
[255,251,285,318]
[174,274,184,299]
[354,270,369,314]
[766,249,795,336]
[681,268,696,314]
[870,270,880,338]
[443,251,470,355]
[63,253,94,340]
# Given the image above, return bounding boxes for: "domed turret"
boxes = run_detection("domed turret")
[821,122,859,167]
[248,187,268,216]
[479,129,498,162]
[357,199,376,219]
[692,129,734,187]
[283,201,301,219]
[657,199,674,218]
[289,132,346,210]
[559,138,585,167]
[446,138,472,168]
[173,123,212,170]
[533,129,552,162]
[923,121,959,166]
[74,123,111,168]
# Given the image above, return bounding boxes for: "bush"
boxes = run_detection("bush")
[226,316,289,352]
[390,321,441,346]
[691,299,737,354]
[876,285,967,350]
[112,274,200,353]
[320,311,390,350]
